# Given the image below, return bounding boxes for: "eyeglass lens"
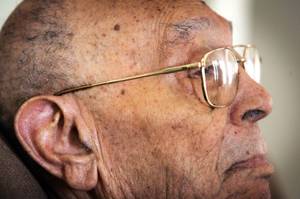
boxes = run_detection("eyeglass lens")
[243,47,261,83]
[233,46,261,83]
[192,46,261,107]
[202,48,239,106]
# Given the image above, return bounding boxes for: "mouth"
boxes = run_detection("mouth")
[224,155,274,179]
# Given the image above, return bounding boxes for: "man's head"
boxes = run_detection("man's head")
[0,0,273,198]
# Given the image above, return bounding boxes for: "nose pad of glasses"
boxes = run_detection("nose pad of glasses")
[237,58,246,64]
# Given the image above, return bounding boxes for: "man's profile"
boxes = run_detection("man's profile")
[0,0,273,198]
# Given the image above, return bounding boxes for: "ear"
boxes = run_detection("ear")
[15,95,100,190]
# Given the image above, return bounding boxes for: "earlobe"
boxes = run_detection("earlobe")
[15,95,99,190]
[63,154,98,190]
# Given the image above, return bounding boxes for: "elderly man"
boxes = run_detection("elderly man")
[0,0,273,198]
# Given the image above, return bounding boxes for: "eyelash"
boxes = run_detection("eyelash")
[188,69,201,79]
[188,65,214,79]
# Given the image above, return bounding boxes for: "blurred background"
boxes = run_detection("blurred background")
[1,0,299,198]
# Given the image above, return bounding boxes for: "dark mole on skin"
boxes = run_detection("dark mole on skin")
[121,89,126,95]
[114,24,120,31]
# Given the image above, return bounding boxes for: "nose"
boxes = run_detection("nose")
[229,68,273,126]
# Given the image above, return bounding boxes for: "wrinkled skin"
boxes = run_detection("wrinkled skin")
[3,0,273,199]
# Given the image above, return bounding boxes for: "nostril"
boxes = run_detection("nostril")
[242,109,266,122]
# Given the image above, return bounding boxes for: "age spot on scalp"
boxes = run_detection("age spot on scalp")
[114,24,121,31]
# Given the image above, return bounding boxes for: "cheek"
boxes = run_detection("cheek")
[160,111,232,190]
[156,106,229,189]
[187,109,228,157]
[154,96,225,160]
[149,74,229,168]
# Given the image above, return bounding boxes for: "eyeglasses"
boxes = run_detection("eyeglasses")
[54,44,262,108]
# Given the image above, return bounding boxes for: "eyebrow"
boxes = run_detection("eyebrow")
[166,17,211,43]
[171,17,211,32]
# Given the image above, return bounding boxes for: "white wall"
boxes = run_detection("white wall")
[0,0,22,28]
[252,0,300,198]
[206,0,253,44]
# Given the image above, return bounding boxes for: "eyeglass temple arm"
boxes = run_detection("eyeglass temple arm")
[54,62,199,96]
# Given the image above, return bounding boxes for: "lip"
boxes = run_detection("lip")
[224,155,274,179]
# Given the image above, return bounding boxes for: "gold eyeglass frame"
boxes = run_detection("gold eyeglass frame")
[54,44,257,108]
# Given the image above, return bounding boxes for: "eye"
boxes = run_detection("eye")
[188,68,202,79]
[187,64,215,80]
[204,65,215,78]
